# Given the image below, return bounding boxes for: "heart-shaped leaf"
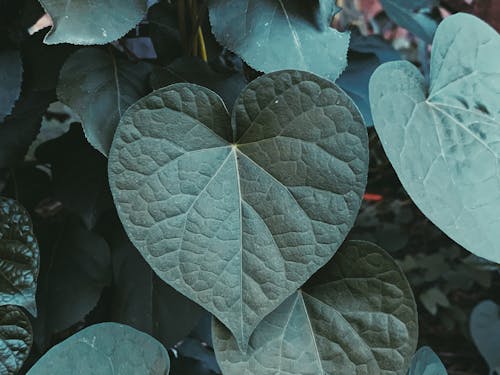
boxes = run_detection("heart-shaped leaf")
[369,14,500,263]
[0,50,23,123]
[408,346,447,375]
[37,0,147,45]
[470,300,500,375]
[108,70,368,349]
[27,322,170,374]
[212,241,418,374]
[0,198,39,316]
[57,48,151,155]
[0,305,33,375]
[208,0,349,81]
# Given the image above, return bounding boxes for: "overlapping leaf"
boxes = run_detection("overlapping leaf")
[0,198,39,316]
[27,323,170,374]
[208,0,349,81]
[213,241,418,375]
[109,70,368,349]
[57,48,151,155]
[369,14,500,263]
[37,0,147,45]
[0,306,33,375]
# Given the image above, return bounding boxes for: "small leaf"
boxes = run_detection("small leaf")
[419,288,449,316]
[212,241,418,375]
[57,48,152,155]
[27,322,170,374]
[380,0,438,43]
[408,346,447,375]
[0,305,33,375]
[470,300,500,375]
[0,197,39,316]
[369,14,500,263]
[208,0,349,81]
[0,50,23,123]
[109,70,368,350]
[37,0,147,45]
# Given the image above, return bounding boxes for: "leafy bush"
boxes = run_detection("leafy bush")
[0,0,498,374]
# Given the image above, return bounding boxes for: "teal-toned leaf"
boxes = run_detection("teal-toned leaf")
[369,13,500,263]
[32,215,111,349]
[212,241,418,375]
[0,50,22,122]
[27,322,170,375]
[57,48,151,155]
[108,70,368,350]
[108,216,203,347]
[208,0,349,81]
[380,0,438,43]
[0,305,33,375]
[38,0,147,45]
[470,300,500,375]
[408,346,447,375]
[0,198,39,316]
[150,57,247,111]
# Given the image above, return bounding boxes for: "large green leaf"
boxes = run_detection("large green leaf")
[408,346,447,375]
[208,0,349,81]
[108,70,368,349]
[0,305,33,375]
[470,300,500,375]
[37,0,147,45]
[380,0,438,43]
[212,241,418,374]
[0,50,22,122]
[369,14,500,263]
[0,198,39,316]
[27,322,170,374]
[57,48,151,155]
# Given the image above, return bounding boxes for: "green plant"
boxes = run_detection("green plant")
[0,0,498,374]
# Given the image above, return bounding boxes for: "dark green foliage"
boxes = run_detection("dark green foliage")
[0,1,497,374]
